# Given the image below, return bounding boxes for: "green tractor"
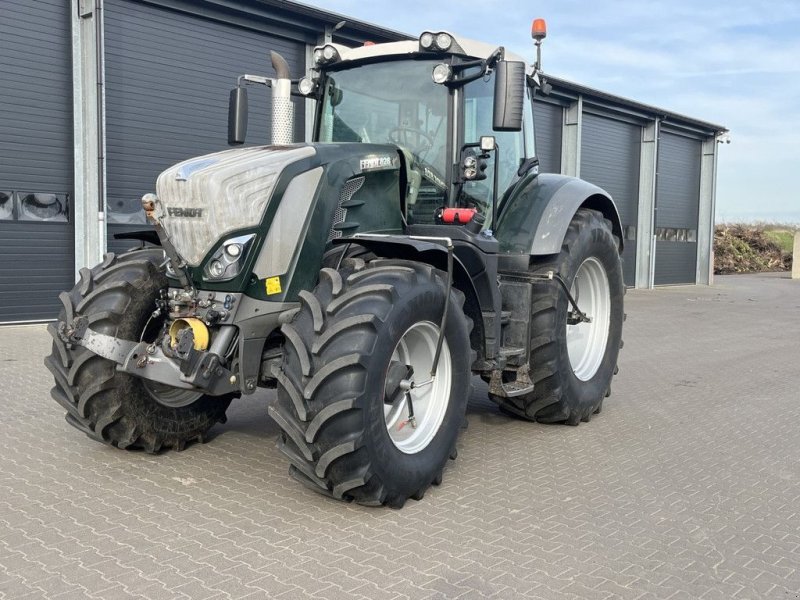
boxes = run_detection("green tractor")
[46,21,624,508]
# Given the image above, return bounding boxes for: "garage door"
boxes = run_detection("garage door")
[104,0,307,252]
[580,112,641,286]
[533,101,562,174]
[654,131,701,285]
[0,0,74,322]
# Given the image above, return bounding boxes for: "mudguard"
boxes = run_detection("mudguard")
[332,233,497,362]
[494,173,623,257]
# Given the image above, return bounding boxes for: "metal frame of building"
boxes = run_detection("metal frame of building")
[0,0,725,323]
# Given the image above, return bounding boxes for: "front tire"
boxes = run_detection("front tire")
[271,259,473,508]
[492,208,624,424]
[44,248,233,452]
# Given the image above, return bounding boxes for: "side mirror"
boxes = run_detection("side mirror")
[493,60,525,132]
[228,87,248,145]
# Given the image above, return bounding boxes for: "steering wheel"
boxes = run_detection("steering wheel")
[388,127,434,155]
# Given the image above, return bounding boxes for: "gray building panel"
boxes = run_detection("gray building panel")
[653,242,698,286]
[654,131,702,285]
[580,113,641,286]
[0,0,73,191]
[533,101,562,174]
[0,0,74,322]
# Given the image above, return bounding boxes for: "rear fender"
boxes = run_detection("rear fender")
[495,173,623,257]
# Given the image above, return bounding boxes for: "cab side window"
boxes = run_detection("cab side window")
[461,74,526,219]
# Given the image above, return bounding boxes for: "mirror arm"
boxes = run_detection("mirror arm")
[491,143,499,231]
[445,48,505,89]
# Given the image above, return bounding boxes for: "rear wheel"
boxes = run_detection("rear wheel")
[271,259,472,507]
[492,208,624,424]
[44,248,233,452]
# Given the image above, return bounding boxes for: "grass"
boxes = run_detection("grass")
[764,229,796,254]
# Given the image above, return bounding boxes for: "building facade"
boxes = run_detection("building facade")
[0,0,725,323]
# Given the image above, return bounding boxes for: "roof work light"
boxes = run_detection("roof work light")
[419,31,454,53]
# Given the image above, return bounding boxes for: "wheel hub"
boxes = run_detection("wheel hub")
[143,381,203,408]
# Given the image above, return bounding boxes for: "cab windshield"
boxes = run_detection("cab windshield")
[318,60,450,212]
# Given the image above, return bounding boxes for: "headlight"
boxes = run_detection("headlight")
[208,260,225,278]
[419,32,434,49]
[203,233,256,282]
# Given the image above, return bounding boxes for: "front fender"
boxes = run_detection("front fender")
[495,173,623,256]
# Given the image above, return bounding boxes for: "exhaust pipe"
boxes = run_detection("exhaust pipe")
[270,51,293,145]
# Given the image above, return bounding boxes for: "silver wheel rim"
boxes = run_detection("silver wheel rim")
[143,381,203,408]
[384,321,452,454]
[566,257,611,381]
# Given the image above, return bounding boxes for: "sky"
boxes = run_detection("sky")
[305,0,800,223]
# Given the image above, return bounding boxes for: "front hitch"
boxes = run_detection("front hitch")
[58,316,238,396]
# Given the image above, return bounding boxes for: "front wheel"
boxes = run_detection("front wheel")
[271,259,473,508]
[492,208,624,424]
[44,248,233,452]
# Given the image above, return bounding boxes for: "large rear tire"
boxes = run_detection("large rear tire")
[44,248,233,452]
[271,259,472,508]
[492,208,624,424]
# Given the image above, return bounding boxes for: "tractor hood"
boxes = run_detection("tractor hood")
[154,145,316,265]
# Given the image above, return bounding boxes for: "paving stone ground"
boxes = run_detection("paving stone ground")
[1,272,799,600]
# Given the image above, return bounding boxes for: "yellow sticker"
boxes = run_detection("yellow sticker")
[265,276,282,295]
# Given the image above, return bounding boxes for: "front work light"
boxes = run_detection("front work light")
[298,77,316,96]
[435,33,453,51]
[314,45,340,65]
[322,45,337,60]
[419,31,455,52]
[431,63,453,84]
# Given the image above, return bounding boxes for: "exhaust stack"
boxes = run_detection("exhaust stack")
[270,51,293,145]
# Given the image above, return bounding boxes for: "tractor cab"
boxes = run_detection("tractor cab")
[305,34,534,229]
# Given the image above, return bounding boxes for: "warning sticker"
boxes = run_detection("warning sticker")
[265,276,282,295]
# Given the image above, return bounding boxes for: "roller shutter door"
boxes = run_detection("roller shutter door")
[580,113,641,286]
[0,0,74,322]
[104,0,306,250]
[533,101,562,174]
[654,132,701,285]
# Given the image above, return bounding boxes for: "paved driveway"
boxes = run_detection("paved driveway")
[1,273,799,599]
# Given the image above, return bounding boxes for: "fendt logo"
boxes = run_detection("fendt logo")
[167,207,204,218]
